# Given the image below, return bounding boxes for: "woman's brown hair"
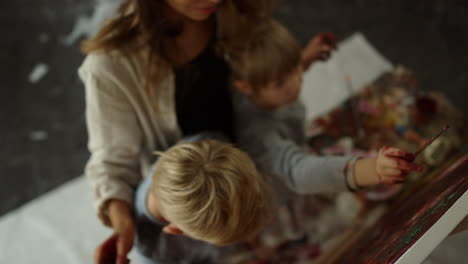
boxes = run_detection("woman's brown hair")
[81,0,274,108]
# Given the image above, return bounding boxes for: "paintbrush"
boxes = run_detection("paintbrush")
[403,125,450,162]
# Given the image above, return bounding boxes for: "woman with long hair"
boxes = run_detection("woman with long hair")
[79,0,336,262]
[80,0,273,262]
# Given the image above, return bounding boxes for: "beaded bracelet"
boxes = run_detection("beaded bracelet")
[345,157,361,191]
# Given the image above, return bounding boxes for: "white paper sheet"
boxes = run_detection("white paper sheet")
[300,32,393,122]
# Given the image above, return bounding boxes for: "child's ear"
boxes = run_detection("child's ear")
[233,80,254,95]
[163,223,184,236]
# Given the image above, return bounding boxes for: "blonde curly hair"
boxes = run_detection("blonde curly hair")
[151,139,272,245]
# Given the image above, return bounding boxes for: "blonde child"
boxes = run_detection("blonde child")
[229,20,423,195]
[110,132,272,264]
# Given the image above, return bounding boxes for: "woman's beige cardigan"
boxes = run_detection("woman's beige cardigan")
[78,51,182,225]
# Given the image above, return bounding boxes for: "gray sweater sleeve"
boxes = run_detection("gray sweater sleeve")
[243,126,351,194]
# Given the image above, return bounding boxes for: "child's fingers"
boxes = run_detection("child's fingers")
[395,159,423,172]
[379,167,401,178]
[377,146,423,185]
[309,35,324,47]
[320,45,334,52]
[383,146,416,162]
[380,146,407,157]
[378,167,407,184]
[320,52,331,61]
[380,155,423,172]
[378,154,398,168]
[319,33,337,48]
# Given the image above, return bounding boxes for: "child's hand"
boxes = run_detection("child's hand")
[375,146,424,184]
[94,199,134,264]
[302,33,337,70]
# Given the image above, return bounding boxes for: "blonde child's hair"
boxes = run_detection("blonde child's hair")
[151,140,272,245]
[228,19,302,90]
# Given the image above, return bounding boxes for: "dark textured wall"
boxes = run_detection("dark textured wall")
[275,0,468,113]
[1,0,89,216]
[1,0,467,216]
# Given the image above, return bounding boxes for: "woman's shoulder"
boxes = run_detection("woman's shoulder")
[79,49,139,79]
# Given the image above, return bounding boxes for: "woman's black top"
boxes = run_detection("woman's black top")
[174,41,235,141]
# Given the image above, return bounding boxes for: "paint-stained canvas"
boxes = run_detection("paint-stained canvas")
[334,154,468,264]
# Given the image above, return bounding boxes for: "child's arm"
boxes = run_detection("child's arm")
[244,129,422,194]
[245,129,351,194]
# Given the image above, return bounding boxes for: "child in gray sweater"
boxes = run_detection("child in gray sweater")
[228,20,423,195]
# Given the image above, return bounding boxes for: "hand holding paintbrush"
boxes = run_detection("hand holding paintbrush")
[381,125,450,183]
[350,126,449,187]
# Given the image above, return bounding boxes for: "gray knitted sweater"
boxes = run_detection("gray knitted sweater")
[234,92,351,194]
